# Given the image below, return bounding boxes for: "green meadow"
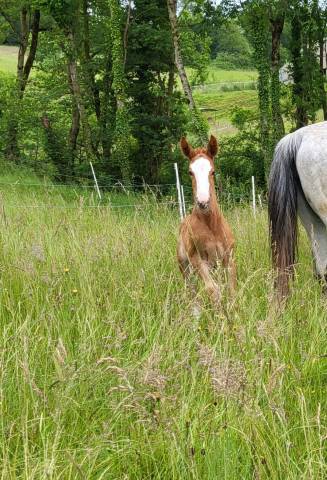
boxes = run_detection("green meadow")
[203,67,257,84]
[0,174,326,478]
[0,45,18,74]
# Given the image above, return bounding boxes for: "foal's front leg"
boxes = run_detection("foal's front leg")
[177,240,202,317]
[223,250,237,296]
[191,253,221,307]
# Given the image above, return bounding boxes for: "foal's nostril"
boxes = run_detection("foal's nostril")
[198,201,208,210]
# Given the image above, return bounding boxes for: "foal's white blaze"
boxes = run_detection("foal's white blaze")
[190,156,212,204]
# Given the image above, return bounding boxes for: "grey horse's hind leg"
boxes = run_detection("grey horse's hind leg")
[298,190,327,283]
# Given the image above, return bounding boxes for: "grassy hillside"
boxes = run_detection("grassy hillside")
[0,177,326,478]
[194,90,257,114]
[194,89,258,136]
[189,65,258,134]
[0,45,18,74]
[203,67,257,84]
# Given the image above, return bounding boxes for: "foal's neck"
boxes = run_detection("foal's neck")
[194,189,222,231]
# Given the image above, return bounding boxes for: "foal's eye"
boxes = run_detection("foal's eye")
[189,171,193,176]
[211,171,215,176]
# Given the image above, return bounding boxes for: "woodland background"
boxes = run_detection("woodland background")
[0,0,327,194]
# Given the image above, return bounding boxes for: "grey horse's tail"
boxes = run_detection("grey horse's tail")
[268,132,303,298]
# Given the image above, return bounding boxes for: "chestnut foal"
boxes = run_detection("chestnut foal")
[177,135,236,310]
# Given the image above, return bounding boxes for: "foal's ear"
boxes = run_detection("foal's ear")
[180,137,194,159]
[207,135,218,158]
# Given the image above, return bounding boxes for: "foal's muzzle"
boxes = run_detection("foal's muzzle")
[197,200,209,210]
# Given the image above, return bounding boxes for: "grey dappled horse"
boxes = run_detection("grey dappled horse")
[268,121,327,298]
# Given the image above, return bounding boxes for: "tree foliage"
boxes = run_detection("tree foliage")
[0,0,326,189]
[0,0,208,183]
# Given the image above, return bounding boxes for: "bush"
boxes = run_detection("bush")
[213,53,254,70]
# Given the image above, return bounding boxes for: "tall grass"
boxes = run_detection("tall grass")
[0,185,326,479]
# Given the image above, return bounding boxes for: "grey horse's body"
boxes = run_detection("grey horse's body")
[268,121,327,297]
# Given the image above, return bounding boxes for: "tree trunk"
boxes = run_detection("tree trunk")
[54,3,97,168]
[319,40,327,120]
[99,53,115,168]
[258,65,271,177]
[109,0,132,181]
[17,6,28,97]
[249,6,272,179]
[166,0,207,143]
[123,0,132,67]
[69,101,80,155]
[82,0,101,121]
[66,61,80,176]
[270,13,285,144]
[5,7,40,162]
[167,0,195,109]
[67,50,95,162]
[168,61,175,98]
[41,115,72,180]
[167,57,175,116]
[22,9,40,93]
[291,12,308,129]
[5,119,20,163]
[315,0,327,121]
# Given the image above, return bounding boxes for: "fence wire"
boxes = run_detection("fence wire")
[3,201,180,209]
[0,175,265,211]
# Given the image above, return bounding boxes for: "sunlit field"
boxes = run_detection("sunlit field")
[194,89,258,136]
[0,45,18,74]
[188,66,258,85]
[204,67,257,84]
[187,65,259,135]
[0,176,326,479]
